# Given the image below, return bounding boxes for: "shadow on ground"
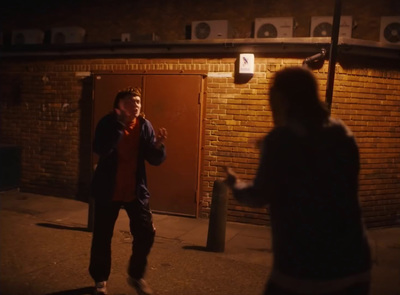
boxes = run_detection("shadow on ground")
[45,286,94,295]
[36,222,91,232]
[182,245,209,252]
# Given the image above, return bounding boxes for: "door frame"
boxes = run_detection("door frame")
[91,70,207,217]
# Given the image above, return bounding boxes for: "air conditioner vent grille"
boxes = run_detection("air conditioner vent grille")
[380,16,400,44]
[257,24,278,38]
[254,17,293,39]
[195,22,211,40]
[191,20,230,40]
[310,16,352,38]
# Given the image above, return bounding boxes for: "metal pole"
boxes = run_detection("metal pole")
[325,0,342,113]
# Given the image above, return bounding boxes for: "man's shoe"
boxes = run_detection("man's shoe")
[127,277,153,295]
[94,281,107,295]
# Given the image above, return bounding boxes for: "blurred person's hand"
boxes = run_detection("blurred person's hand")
[224,166,238,187]
[155,128,167,148]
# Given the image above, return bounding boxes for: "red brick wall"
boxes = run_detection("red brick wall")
[1,57,399,227]
[330,67,400,227]
[0,63,84,196]
[201,59,400,227]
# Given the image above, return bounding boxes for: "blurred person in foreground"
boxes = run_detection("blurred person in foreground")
[225,67,371,295]
[89,87,167,295]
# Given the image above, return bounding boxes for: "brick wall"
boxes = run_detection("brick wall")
[1,56,399,227]
[330,67,400,227]
[0,63,84,197]
[201,59,400,227]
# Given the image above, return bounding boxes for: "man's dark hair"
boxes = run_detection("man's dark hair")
[270,67,329,130]
[113,87,141,109]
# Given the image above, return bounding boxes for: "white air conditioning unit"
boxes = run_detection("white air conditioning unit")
[380,16,400,44]
[11,29,44,45]
[51,26,86,44]
[191,20,231,40]
[310,16,353,38]
[254,17,294,38]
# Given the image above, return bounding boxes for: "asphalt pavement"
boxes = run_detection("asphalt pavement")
[0,190,399,295]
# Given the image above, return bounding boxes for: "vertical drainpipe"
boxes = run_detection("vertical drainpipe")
[325,0,342,113]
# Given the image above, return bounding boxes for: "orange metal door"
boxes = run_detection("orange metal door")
[92,73,203,216]
[143,75,202,216]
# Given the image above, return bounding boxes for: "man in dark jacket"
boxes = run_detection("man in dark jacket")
[89,87,167,295]
[225,67,371,295]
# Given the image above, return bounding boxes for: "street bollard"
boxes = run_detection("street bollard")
[206,179,228,252]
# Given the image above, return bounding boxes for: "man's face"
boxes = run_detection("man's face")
[119,95,141,118]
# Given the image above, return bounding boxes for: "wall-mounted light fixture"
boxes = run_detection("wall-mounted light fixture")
[302,48,327,69]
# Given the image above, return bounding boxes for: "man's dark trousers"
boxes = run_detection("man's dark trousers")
[89,198,155,282]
